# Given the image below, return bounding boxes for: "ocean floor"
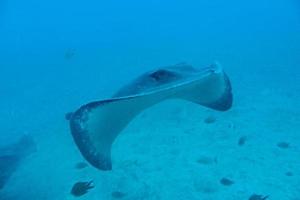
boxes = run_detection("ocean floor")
[0,67,300,200]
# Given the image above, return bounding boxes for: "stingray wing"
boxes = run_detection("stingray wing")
[69,63,232,170]
[0,135,35,190]
[0,155,19,189]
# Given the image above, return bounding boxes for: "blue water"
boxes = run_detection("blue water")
[0,0,300,199]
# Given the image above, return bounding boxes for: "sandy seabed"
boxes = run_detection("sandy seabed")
[1,70,300,200]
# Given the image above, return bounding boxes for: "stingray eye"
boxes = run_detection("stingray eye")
[149,69,171,81]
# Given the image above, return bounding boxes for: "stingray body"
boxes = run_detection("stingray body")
[69,63,232,170]
[0,135,36,189]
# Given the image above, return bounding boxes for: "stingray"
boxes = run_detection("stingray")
[69,62,233,170]
[0,135,36,189]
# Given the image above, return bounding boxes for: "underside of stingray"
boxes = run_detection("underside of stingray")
[69,62,233,170]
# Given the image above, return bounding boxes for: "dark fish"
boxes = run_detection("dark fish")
[249,194,269,200]
[111,191,126,198]
[71,181,94,197]
[220,177,234,186]
[204,116,216,124]
[64,48,76,60]
[75,162,88,169]
[277,142,290,149]
[238,136,247,146]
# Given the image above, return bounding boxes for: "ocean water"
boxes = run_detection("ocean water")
[0,0,300,199]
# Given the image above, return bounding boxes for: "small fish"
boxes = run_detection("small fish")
[111,191,126,198]
[64,48,76,60]
[277,142,290,149]
[249,194,269,200]
[220,177,234,186]
[238,136,247,146]
[285,171,293,176]
[204,116,216,124]
[71,181,94,197]
[75,162,88,169]
[196,155,217,165]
